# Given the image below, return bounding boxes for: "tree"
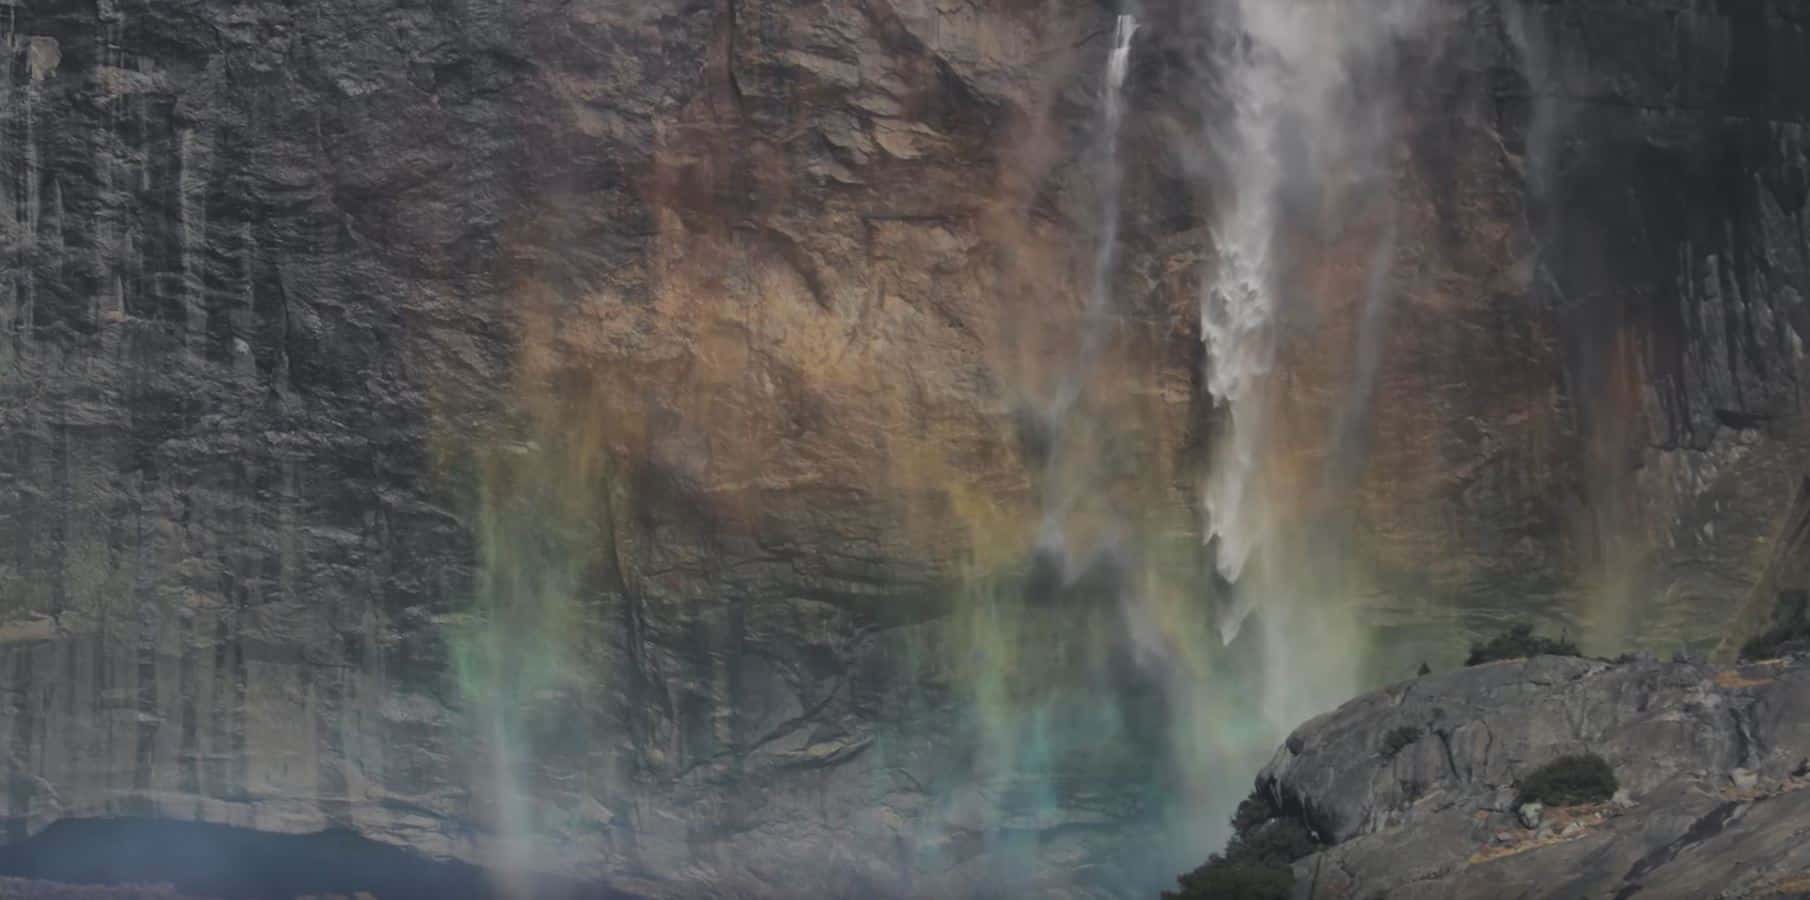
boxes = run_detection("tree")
[1516,754,1618,807]
[1164,792,1318,900]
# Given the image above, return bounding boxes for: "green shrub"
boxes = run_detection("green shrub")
[1380,725,1422,759]
[1516,753,1618,807]
[1163,859,1293,900]
[1465,624,1580,666]
[1164,792,1318,900]
[1229,792,1272,836]
[1740,591,1810,661]
[1234,819,1318,867]
[1741,630,1798,661]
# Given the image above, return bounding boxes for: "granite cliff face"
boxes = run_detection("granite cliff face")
[0,0,1804,897]
[1259,652,1810,899]
[1508,0,1810,652]
[0,2,1208,895]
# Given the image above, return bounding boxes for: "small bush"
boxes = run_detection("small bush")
[1164,859,1292,900]
[1516,753,1618,807]
[1380,725,1422,759]
[1740,591,1810,661]
[1465,624,1580,666]
[1164,792,1319,900]
[1234,819,1318,867]
[1229,792,1272,836]
[1740,630,1804,661]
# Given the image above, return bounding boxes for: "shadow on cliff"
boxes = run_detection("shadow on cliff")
[0,819,633,900]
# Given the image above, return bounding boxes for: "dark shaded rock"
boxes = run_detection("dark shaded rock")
[0,879,210,900]
[0,818,499,900]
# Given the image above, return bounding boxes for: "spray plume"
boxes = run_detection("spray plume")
[1188,0,1446,817]
[1202,0,1437,635]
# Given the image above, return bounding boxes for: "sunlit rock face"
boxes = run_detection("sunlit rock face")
[0,0,1803,897]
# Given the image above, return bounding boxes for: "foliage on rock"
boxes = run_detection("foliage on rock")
[1465,624,1580,666]
[1515,754,1618,807]
[1380,725,1422,758]
[1740,591,1810,661]
[1164,791,1319,900]
[1162,859,1293,900]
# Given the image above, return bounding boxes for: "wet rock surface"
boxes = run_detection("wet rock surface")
[1261,654,1810,899]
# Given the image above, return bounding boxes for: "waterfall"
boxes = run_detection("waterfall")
[1193,2,1444,778]
[952,14,1151,878]
[1201,0,1433,642]
[1089,13,1139,336]
[1039,13,1138,569]
[1055,13,1140,422]
[1199,0,1301,642]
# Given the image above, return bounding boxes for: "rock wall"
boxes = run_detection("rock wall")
[1504,0,1810,651]
[1326,0,1810,659]
[0,1,1193,896]
[0,0,1804,897]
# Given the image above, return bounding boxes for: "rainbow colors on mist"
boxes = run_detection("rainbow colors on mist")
[427,1,1455,894]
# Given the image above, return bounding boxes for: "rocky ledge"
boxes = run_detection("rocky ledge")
[1248,653,1810,900]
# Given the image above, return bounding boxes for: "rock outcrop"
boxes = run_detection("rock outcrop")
[1258,653,1810,899]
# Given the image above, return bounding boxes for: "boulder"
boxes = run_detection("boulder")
[1516,803,1543,830]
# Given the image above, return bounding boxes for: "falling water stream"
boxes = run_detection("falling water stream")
[1191,0,1442,808]
[1037,13,1139,585]
[1200,0,1435,623]
[1084,14,1139,367]
[1200,1,1312,638]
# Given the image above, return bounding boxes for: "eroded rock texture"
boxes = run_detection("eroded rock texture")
[0,0,1803,897]
[1261,653,1810,899]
